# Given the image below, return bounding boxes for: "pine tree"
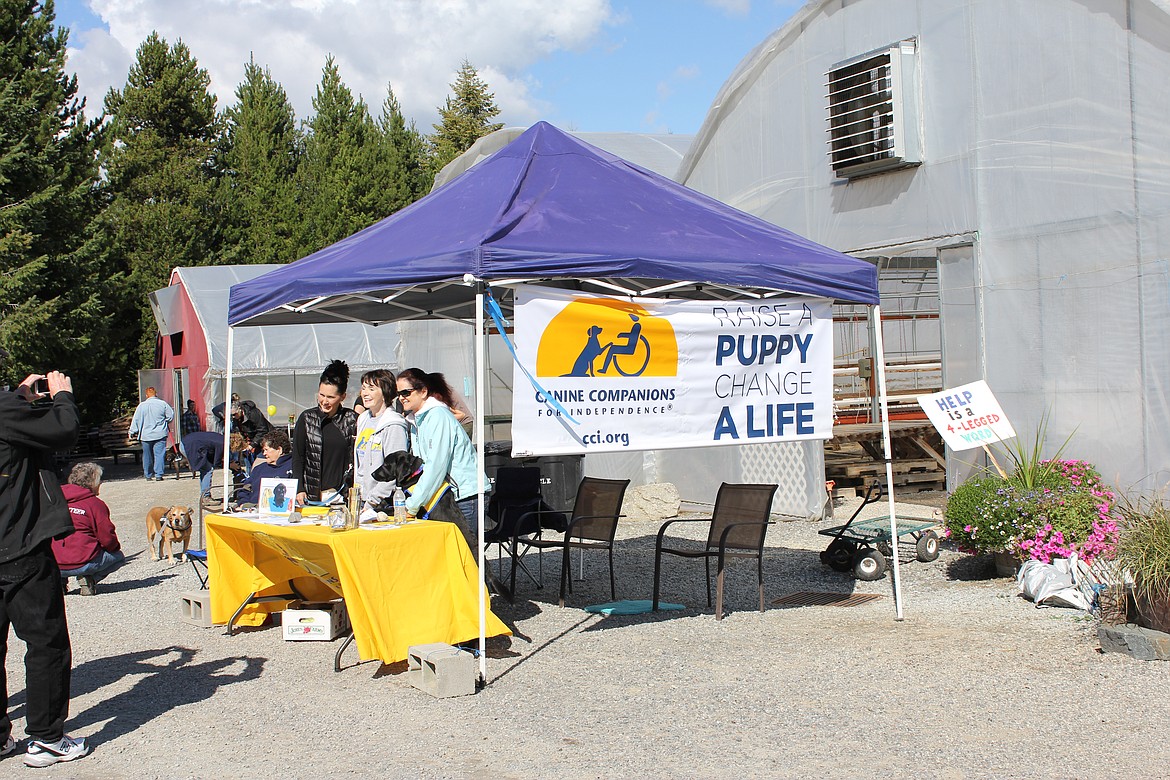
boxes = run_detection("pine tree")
[428,60,503,174]
[378,85,432,205]
[219,57,302,265]
[0,0,121,422]
[298,56,401,252]
[100,32,223,367]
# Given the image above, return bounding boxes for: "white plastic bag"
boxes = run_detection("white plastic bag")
[1017,557,1092,611]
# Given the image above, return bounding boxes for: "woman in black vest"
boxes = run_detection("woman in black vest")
[292,360,358,504]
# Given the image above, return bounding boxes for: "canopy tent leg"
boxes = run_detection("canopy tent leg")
[475,281,487,684]
[223,325,235,513]
[871,305,904,620]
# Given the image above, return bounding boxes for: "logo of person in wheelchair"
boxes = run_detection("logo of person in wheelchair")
[535,299,677,378]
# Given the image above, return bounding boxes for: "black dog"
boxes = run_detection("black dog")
[372,451,465,526]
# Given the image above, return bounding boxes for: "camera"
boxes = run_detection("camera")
[32,378,49,395]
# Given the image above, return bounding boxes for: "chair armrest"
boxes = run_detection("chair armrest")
[565,513,623,528]
[516,504,561,525]
[655,517,712,548]
[498,497,543,518]
[716,520,774,554]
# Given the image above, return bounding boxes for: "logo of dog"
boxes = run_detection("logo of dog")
[536,298,677,378]
[146,505,193,564]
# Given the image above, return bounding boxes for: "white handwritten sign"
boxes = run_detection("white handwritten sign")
[916,380,1016,451]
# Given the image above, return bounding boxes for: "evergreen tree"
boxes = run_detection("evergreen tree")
[219,57,302,265]
[428,60,503,174]
[100,32,223,367]
[378,84,432,205]
[298,56,401,252]
[0,0,121,422]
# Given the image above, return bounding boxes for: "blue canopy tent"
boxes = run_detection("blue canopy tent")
[226,122,904,679]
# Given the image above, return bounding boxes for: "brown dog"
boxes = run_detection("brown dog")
[146,505,193,563]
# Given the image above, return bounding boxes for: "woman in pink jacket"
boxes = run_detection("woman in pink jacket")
[51,462,123,596]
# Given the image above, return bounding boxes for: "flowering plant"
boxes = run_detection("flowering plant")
[943,459,1118,564]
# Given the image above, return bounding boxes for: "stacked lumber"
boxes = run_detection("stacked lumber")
[825,423,946,493]
[98,414,141,463]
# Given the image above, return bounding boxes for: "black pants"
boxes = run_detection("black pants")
[0,542,71,742]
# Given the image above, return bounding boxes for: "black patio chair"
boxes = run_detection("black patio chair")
[652,482,779,620]
[484,467,565,601]
[525,476,630,607]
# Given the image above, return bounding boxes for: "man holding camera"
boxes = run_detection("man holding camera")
[0,368,90,766]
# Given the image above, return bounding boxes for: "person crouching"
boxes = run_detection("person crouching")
[52,462,124,596]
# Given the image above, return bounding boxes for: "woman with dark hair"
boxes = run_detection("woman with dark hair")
[353,368,409,517]
[292,359,358,505]
[396,368,475,437]
[395,368,487,547]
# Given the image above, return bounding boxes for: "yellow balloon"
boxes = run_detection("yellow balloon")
[267,405,277,417]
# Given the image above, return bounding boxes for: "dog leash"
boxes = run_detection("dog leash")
[400,465,453,520]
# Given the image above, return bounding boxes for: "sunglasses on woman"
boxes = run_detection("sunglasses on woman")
[396,388,417,398]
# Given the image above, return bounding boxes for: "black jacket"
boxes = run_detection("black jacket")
[292,407,357,500]
[0,390,80,563]
[234,400,272,445]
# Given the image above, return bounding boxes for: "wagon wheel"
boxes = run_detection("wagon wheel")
[820,539,857,572]
[876,540,893,558]
[915,530,941,562]
[853,547,887,581]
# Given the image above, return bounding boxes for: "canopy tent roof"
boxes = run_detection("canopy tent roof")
[153,265,402,377]
[228,122,878,328]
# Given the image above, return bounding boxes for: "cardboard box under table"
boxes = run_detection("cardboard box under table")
[204,514,509,664]
[283,599,350,640]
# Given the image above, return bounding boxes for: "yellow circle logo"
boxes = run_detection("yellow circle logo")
[536,299,677,378]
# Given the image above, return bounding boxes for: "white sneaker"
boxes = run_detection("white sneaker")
[1,735,16,757]
[23,734,89,767]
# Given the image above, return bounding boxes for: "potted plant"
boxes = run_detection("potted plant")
[1114,492,1170,633]
[943,419,1119,573]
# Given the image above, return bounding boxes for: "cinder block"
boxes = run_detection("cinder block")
[180,589,213,627]
[407,643,477,698]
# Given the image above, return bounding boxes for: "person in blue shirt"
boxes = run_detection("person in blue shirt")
[182,431,245,498]
[235,429,295,506]
[128,387,174,481]
[395,368,486,548]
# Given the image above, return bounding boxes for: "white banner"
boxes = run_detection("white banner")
[916,380,1016,451]
[510,286,834,456]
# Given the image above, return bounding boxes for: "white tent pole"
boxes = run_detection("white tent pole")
[475,282,487,684]
[223,325,235,513]
[872,304,904,620]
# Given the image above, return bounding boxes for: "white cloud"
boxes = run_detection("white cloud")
[66,0,616,127]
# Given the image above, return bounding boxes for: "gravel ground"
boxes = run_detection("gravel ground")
[5,457,1169,779]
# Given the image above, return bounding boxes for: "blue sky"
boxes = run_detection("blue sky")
[54,0,802,135]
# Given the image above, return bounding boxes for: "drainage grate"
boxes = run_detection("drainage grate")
[772,591,884,608]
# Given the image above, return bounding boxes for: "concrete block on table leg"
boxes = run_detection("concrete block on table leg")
[407,643,477,698]
[180,589,213,627]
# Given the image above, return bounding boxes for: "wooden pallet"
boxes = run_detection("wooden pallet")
[98,414,142,464]
[825,446,945,493]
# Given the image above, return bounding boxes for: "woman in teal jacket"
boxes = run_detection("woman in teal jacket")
[395,368,486,547]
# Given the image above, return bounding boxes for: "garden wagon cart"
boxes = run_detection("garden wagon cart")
[819,482,941,581]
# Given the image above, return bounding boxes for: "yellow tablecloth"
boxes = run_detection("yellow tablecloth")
[205,514,510,664]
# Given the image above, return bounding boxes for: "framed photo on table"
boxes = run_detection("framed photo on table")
[258,478,298,522]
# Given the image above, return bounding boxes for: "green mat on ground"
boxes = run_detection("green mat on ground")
[584,599,684,615]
